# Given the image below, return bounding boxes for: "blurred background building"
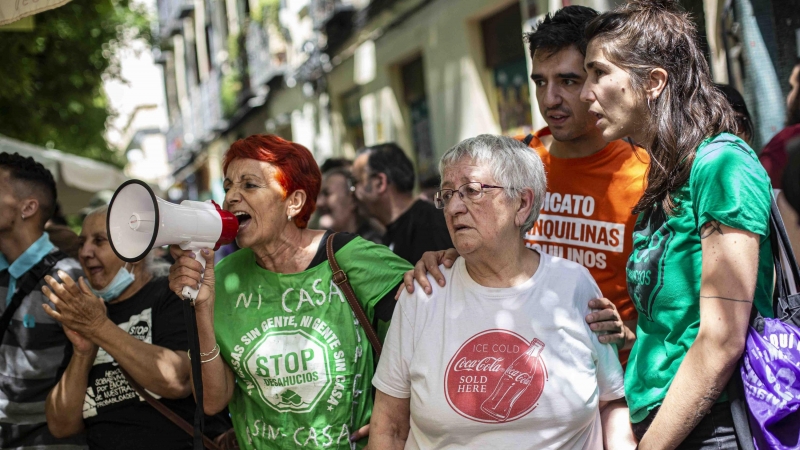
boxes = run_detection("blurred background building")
[150,0,800,202]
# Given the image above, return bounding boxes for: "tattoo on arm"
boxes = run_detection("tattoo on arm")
[687,387,722,429]
[700,221,724,239]
[699,295,753,304]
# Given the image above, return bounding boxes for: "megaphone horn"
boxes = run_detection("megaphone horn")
[106,179,238,299]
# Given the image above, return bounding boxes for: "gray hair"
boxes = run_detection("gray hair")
[85,204,109,221]
[83,204,154,272]
[439,135,547,237]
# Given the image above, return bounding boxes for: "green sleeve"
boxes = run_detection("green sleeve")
[690,136,772,238]
[334,237,413,317]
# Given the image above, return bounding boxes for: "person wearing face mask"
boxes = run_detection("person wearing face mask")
[0,153,87,450]
[41,206,231,449]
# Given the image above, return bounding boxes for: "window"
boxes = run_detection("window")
[481,4,532,135]
[401,56,435,178]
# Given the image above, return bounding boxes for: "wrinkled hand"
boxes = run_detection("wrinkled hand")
[64,325,98,357]
[585,298,635,349]
[395,248,460,299]
[168,245,216,309]
[41,271,108,341]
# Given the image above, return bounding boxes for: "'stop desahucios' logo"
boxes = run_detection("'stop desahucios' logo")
[243,330,331,413]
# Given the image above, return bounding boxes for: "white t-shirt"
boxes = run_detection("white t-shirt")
[373,252,625,450]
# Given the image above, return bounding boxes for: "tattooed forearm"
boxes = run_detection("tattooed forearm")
[699,295,753,304]
[686,387,722,429]
[700,220,724,239]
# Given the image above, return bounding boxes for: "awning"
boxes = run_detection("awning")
[0,134,128,215]
[0,0,71,26]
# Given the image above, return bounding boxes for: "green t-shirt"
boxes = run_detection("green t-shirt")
[214,235,412,449]
[625,133,774,423]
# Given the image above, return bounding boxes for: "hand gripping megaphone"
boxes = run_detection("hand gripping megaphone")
[106,179,238,300]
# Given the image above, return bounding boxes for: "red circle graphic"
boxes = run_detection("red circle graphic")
[444,329,548,423]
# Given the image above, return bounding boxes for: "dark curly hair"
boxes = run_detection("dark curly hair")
[524,5,599,58]
[0,152,58,225]
[585,0,736,215]
[358,143,416,194]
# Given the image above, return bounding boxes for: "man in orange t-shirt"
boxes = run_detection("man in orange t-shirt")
[520,6,648,364]
[519,129,647,363]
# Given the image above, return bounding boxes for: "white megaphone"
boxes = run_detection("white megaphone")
[106,179,238,300]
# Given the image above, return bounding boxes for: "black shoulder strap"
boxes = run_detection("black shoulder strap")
[769,193,800,321]
[522,134,535,146]
[723,139,800,319]
[0,251,68,344]
[729,192,800,450]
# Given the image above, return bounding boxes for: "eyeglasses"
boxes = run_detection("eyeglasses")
[434,182,504,209]
[350,172,378,189]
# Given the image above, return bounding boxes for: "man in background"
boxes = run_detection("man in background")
[317,167,383,243]
[351,143,452,265]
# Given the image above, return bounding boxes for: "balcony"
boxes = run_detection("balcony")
[311,0,356,30]
[201,70,225,137]
[245,21,286,90]
[165,115,185,164]
[188,71,225,144]
[157,0,195,40]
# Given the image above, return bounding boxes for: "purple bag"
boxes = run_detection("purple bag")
[733,194,800,450]
[741,319,800,449]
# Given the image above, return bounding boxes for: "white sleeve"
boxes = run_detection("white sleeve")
[581,270,626,402]
[372,291,416,399]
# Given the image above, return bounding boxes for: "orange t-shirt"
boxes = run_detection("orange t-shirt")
[520,128,649,325]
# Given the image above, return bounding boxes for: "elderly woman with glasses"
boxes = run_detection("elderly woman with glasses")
[368,135,635,449]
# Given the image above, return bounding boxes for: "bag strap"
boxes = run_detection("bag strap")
[325,233,382,356]
[120,369,222,450]
[728,193,800,450]
[0,251,68,343]
[183,297,206,450]
[522,134,535,146]
[769,193,800,318]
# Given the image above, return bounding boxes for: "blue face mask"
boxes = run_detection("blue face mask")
[92,264,135,302]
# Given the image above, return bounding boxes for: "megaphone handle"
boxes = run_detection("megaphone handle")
[181,247,207,301]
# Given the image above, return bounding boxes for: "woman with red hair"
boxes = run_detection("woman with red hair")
[168,134,412,449]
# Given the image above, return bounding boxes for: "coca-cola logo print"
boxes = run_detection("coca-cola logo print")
[444,329,547,423]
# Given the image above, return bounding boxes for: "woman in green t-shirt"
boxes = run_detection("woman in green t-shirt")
[167,134,411,450]
[579,1,773,449]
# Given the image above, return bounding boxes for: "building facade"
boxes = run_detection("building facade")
[154,0,800,201]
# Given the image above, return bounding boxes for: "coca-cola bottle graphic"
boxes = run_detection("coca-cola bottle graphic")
[480,338,545,421]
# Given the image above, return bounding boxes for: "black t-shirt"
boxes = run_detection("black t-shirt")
[73,277,231,449]
[382,199,453,265]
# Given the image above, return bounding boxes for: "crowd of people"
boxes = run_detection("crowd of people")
[1,0,800,449]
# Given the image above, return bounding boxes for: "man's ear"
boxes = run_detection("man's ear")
[374,173,389,194]
[20,198,40,221]
[286,190,307,218]
[515,189,535,228]
[647,68,668,101]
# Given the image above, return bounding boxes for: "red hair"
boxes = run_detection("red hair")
[223,134,321,228]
